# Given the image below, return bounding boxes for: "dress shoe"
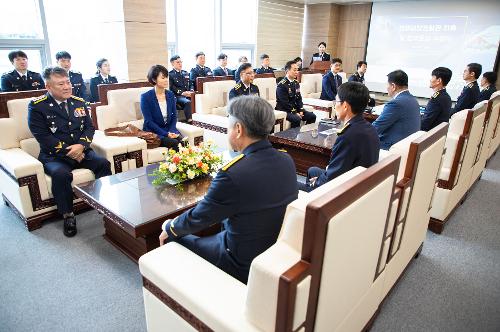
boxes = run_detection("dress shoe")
[63,216,77,237]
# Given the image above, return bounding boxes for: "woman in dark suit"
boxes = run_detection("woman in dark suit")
[89,58,118,102]
[310,41,331,65]
[141,65,183,150]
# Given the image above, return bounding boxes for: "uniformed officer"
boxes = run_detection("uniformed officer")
[294,57,303,71]
[348,61,375,107]
[229,63,260,100]
[169,55,193,123]
[421,67,452,131]
[298,82,380,192]
[189,51,213,91]
[451,63,481,116]
[213,53,234,77]
[310,41,331,65]
[55,51,87,100]
[89,58,118,102]
[28,66,111,237]
[233,56,249,82]
[320,58,343,101]
[0,50,45,92]
[276,60,316,128]
[479,71,497,102]
[159,96,298,284]
[255,54,276,74]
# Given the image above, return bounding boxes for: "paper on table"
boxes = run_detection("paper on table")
[320,128,339,135]
[372,105,385,115]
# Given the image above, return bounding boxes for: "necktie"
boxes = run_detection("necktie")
[60,102,69,116]
[224,68,228,75]
[334,75,339,89]
[104,78,109,84]
[21,75,27,82]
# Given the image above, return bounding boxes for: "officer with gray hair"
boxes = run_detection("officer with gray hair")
[159,95,298,284]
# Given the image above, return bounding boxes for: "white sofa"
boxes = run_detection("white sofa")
[138,155,401,332]
[300,72,338,120]
[486,91,500,160]
[0,97,133,230]
[96,87,204,164]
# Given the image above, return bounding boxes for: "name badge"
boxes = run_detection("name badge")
[74,107,86,117]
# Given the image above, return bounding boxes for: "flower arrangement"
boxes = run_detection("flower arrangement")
[151,141,223,186]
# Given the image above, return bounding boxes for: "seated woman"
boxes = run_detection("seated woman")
[141,65,183,151]
[89,58,118,102]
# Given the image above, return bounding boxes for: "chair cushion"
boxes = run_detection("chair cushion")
[20,138,40,159]
[0,118,20,149]
[7,98,33,141]
[106,87,151,125]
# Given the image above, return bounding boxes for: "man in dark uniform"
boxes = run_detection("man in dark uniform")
[233,56,249,82]
[451,63,481,116]
[276,60,316,128]
[310,41,331,65]
[213,53,234,77]
[298,82,380,192]
[320,58,343,101]
[229,63,259,100]
[421,67,452,131]
[55,51,87,100]
[169,55,193,122]
[28,67,111,237]
[349,60,375,107]
[479,71,497,102]
[1,50,45,92]
[159,96,298,284]
[189,51,213,91]
[255,54,276,74]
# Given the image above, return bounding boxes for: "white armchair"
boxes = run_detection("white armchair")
[0,97,133,231]
[139,155,401,332]
[486,91,500,161]
[96,87,204,164]
[300,73,334,120]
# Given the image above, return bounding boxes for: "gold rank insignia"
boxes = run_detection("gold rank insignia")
[234,83,241,90]
[80,136,91,143]
[432,91,440,98]
[279,79,287,85]
[169,219,178,237]
[337,123,351,135]
[466,83,474,89]
[71,95,85,102]
[222,154,244,171]
[32,95,48,104]
[278,149,288,153]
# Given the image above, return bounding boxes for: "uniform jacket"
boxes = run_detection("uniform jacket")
[1,69,45,92]
[213,66,234,77]
[310,52,330,65]
[479,85,496,102]
[372,90,421,150]
[348,72,365,84]
[69,70,87,100]
[320,71,343,101]
[169,69,190,97]
[451,81,480,116]
[229,81,260,100]
[189,65,213,91]
[28,93,94,164]
[164,139,298,281]
[255,66,275,74]
[140,88,180,138]
[275,77,304,113]
[421,88,451,131]
[314,113,380,188]
[89,74,118,102]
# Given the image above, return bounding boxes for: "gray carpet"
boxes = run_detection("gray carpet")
[1,153,499,332]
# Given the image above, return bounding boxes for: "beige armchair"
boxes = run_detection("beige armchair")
[96,87,204,164]
[0,97,134,230]
[138,155,401,332]
[486,91,500,161]
[300,72,334,120]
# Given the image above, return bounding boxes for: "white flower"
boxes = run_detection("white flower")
[187,169,196,179]
[187,157,195,165]
[168,163,177,173]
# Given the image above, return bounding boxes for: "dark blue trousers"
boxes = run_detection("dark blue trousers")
[175,96,192,121]
[286,110,316,128]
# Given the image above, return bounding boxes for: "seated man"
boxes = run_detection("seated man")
[213,53,233,76]
[320,57,343,101]
[1,50,45,92]
[233,55,249,82]
[28,67,111,237]
[479,71,497,102]
[229,63,259,100]
[421,67,452,131]
[298,82,380,192]
[255,54,276,74]
[169,55,193,123]
[276,60,316,128]
[348,60,375,107]
[189,51,213,91]
[55,51,87,100]
[451,62,481,116]
[159,96,298,284]
[372,70,421,150]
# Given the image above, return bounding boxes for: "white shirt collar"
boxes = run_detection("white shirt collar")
[49,92,67,105]
[100,73,109,80]
[243,82,251,89]
[16,70,28,77]
[393,89,409,99]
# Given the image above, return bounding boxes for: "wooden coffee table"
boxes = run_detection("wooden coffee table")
[74,164,217,262]
[269,123,339,175]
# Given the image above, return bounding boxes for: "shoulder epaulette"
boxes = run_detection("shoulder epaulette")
[70,70,81,75]
[432,91,440,98]
[278,149,287,153]
[278,79,287,85]
[337,123,351,135]
[234,83,241,90]
[466,83,474,89]
[32,95,48,104]
[222,154,244,171]
[70,95,85,102]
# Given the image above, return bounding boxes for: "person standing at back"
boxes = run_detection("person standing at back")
[372,70,420,150]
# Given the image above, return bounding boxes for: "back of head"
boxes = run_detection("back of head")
[227,96,275,139]
[431,67,452,86]
[337,82,370,114]
[387,70,408,87]
[467,63,482,79]
[43,66,69,81]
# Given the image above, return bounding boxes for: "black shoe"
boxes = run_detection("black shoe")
[63,216,77,237]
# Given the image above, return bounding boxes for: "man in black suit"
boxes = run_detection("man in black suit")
[451,63,481,116]
[159,96,298,284]
[255,54,276,74]
[310,41,331,65]
[298,82,380,192]
[320,58,343,101]
[169,55,192,122]
[213,53,233,77]
[479,71,497,102]
[189,51,213,91]
[1,50,45,92]
[421,67,452,131]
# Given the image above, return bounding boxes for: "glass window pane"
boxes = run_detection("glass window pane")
[167,0,176,43]
[221,48,253,71]
[0,0,44,39]
[0,49,44,76]
[221,0,256,44]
